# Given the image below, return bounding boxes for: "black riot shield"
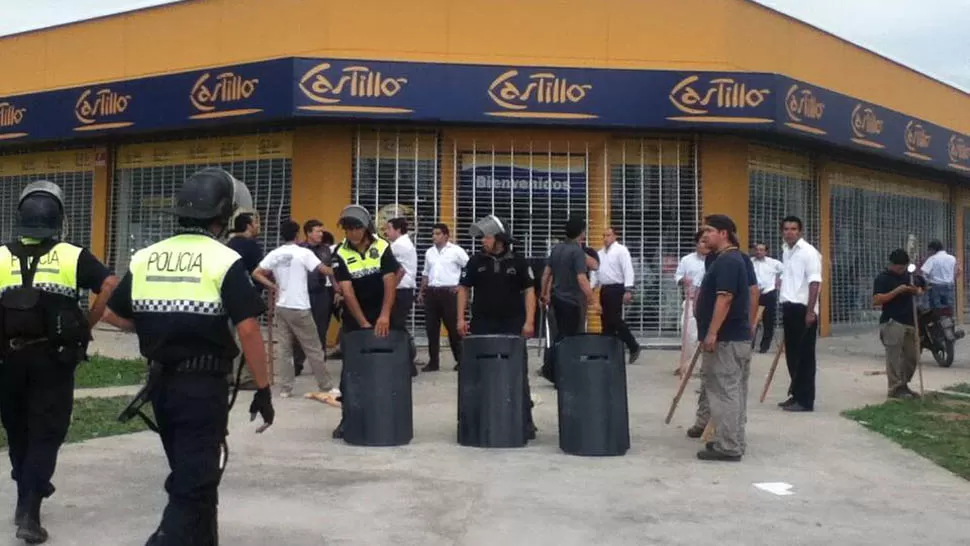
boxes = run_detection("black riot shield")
[555,334,630,456]
[340,329,413,446]
[458,335,528,448]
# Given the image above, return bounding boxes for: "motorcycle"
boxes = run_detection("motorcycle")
[917,305,964,368]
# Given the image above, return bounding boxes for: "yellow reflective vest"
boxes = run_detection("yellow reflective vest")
[335,237,390,279]
[128,233,240,316]
[0,241,82,299]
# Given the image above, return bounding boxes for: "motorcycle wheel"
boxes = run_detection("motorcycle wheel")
[932,340,955,368]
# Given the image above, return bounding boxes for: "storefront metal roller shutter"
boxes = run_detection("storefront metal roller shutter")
[748,146,820,252]
[748,146,819,336]
[829,166,952,331]
[0,150,96,305]
[108,133,293,276]
[608,137,700,340]
[351,127,440,341]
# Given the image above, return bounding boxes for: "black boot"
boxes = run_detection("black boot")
[14,483,52,527]
[15,492,48,544]
[13,486,25,527]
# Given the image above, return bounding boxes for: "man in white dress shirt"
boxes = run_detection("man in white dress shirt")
[751,242,784,353]
[675,230,709,344]
[778,215,822,413]
[597,227,641,363]
[385,217,420,377]
[419,223,469,372]
[921,239,960,314]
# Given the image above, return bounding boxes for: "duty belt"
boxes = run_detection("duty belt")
[169,355,233,375]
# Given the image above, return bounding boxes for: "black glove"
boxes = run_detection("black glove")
[249,387,275,433]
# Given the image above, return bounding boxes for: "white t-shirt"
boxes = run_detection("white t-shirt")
[921,250,958,285]
[259,244,322,310]
[675,252,706,290]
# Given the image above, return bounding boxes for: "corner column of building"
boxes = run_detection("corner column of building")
[90,147,111,263]
[816,159,832,337]
[292,125,354,345]
[700,135,749,246]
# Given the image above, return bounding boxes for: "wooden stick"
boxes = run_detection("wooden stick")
[700,422,715,443]
[759,340,786,403]
[677,286,697,376]
[666,344,702,424]
[911,276,924,397]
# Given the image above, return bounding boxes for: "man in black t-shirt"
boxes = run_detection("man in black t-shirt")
[226,212,264,389]
[692,214,752,463]
[873,249,925,400]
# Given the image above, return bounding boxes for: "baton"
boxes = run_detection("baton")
[665,343,702,424]
[759,340,786,403]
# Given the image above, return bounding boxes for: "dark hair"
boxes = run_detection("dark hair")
[303,219,323,237]
[928,240,944,253]
[321,231,335,246]
[704,214,740,247]
[693,229,705,244]
[565,217,586,240]
[432,223,450,236]
[280,220,300,242]
[755,242,768,251]
[231,213,254,234]
[608,226,621,238]
[389,217,409,234]
[781,216,803,231]
[889,248,911,266]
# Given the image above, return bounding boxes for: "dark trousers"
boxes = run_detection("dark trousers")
[599,285,639,352]
[552,296,583,341]
[393,288,418,373]
[782,303,818,410]
[469,316,534,431]
[424,287,462,368]
[541,296,585,385]
[757,291,779,352]
[0,347,74,501]
[148,374,228,546]
[293,290,332,375]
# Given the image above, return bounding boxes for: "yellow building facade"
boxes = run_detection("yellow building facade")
[1,0,969,342]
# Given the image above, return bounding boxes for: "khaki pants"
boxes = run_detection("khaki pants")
[697,341,751,457]
[879,320,918,396]
[276,307,334,394]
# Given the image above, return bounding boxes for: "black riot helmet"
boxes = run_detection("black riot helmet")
[16,180,65,239]
[170,167,253,228]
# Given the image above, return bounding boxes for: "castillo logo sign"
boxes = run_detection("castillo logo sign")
[903,121,933,161]
[297,62,411,114]
[0,101,28,140]
[189,71,261,120]
[667,75,772,124]
[74,88,134,132]
[486,70,595,119]
[784,84,826,135]
[849,104,885,149]
[949,135,970,172]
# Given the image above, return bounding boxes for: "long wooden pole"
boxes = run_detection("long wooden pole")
[911,272,925,397]
[759,340,786,403]
[666,344,702,424]
[267,298,276,385]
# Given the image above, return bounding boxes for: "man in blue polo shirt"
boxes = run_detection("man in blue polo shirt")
[693,214,752,462]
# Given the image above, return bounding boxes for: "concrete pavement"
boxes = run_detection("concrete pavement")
[6,331,970,545]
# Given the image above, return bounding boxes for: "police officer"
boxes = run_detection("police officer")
[102,167,275,545]
[0,181,118,544]
[330,204,402,439]
[457,215,537,439]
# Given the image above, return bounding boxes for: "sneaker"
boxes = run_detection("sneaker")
[777,397,796,408]
[782,402,813,412]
